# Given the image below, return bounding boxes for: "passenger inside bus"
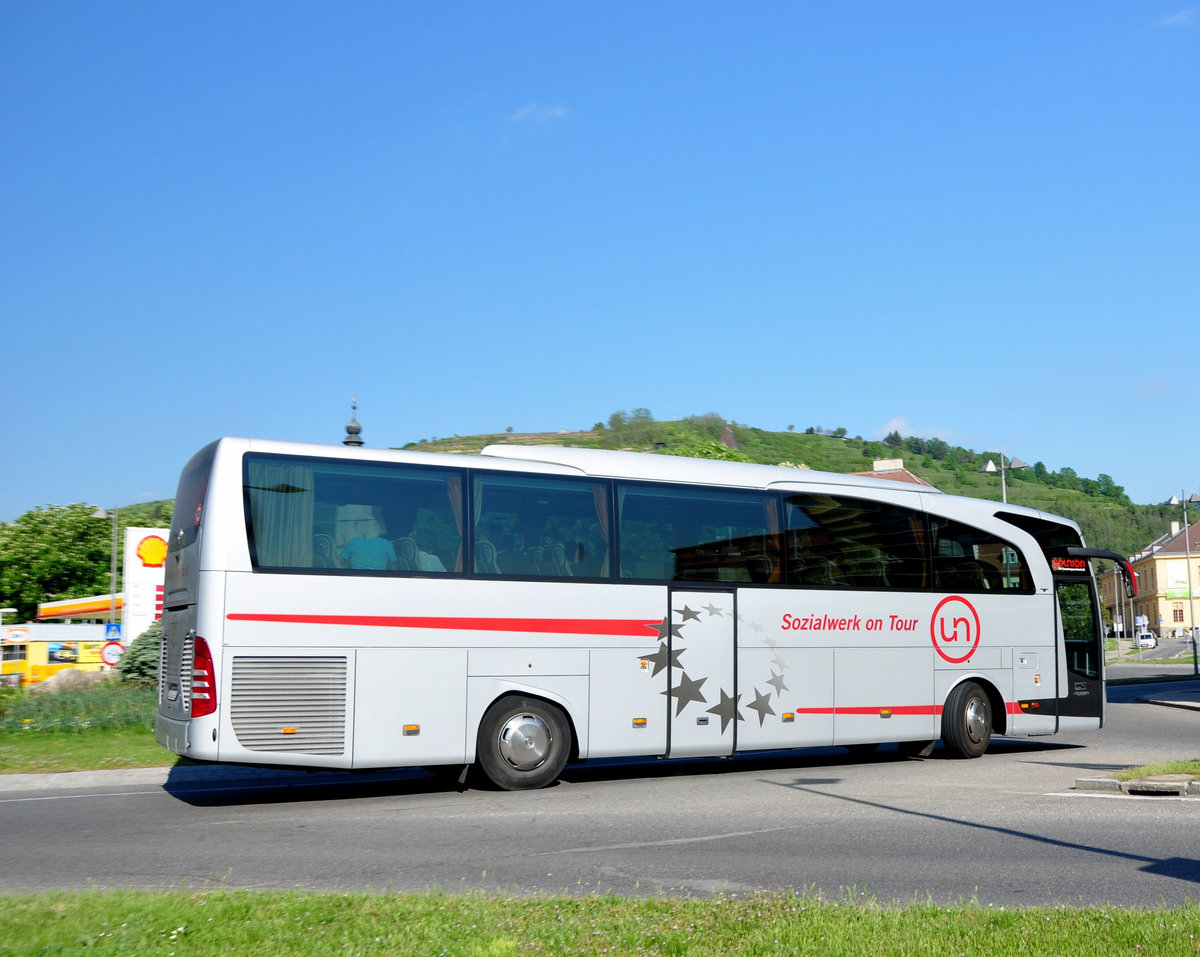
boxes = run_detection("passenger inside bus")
[340,507,397,570]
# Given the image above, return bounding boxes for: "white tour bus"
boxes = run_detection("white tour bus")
[156,438,1134,790]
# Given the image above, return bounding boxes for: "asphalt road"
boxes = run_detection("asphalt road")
[2,681,1197,906]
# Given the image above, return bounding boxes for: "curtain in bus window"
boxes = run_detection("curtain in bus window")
[447,476,465,573]
[929,516,1032,593]
[592,485,612,576]
[246,460,315,568]
[783,494,928,590]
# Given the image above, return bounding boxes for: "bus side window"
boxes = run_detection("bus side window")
[784,494,928,590]
[472,473,610,579]
[929,517,1032,593]
[617,484,778,583]
[245,454,464,574]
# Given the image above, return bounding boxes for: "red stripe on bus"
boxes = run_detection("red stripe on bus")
[226,613,663,637]
[790,705,946,716]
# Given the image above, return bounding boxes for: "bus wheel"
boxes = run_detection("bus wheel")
[941,681,991,758]
[477,696,570,790]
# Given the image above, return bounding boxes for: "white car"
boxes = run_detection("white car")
[1137,632,1158,649]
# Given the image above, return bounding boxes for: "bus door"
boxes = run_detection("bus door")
[666,589,737,758]
[1054,576,1104,724]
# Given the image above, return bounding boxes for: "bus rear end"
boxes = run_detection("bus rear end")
[155,440,222,761]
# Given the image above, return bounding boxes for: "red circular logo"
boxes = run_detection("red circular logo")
[930,595,981,663]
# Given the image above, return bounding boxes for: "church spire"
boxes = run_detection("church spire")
[343,395,364,447]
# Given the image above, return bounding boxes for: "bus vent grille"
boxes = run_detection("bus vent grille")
[230,656,347,754]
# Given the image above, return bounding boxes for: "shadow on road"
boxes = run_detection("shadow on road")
[767,777,1200,887]
[162,737,1085,807]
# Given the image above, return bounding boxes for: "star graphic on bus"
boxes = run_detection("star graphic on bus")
[663,672,708,715]
[702,603,724,618]
[766,670,789,698]
[652,617,684,640]
[705,688,743,733]
[675,605,701,622]
[747,687,776,725]
[640,641,684,677]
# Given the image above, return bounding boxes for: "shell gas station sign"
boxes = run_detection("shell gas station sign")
[12,527,169,685]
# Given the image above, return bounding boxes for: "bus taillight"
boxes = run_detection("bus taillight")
[191,636,216,718]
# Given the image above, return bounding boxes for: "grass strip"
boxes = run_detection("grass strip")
[1,889,1197,956]
[1113,758,1200,782]
[0,727,175,774]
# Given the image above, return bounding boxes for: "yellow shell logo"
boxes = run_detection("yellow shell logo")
[137,535,168,568]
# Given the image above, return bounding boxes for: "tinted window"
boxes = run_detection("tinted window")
[472,473,609,578]
[929,515,1032,593]
[170,441,218,552]
[618,485,779,583]
[784,494,929,590]
[246,455,464,574]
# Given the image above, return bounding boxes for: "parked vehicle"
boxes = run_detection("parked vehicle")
[1137,632,1158,649]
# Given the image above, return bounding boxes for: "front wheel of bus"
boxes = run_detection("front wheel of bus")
[941,681,991,758]
[477,696,571,790]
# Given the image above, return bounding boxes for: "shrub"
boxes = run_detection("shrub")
[118,619,162,686]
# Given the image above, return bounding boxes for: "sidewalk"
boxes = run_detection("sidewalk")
[1133,687,1200,711]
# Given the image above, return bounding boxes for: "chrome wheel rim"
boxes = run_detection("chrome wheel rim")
[497,713,552,771]
[964,697,988,744]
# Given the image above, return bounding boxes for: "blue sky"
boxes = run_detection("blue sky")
[1,1,1196,522]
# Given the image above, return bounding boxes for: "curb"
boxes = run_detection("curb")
[0,763,423,794]
[1075,775,1200,797]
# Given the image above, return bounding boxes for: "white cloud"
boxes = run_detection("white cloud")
[508,102,570,123]
[1156,7,1197,27]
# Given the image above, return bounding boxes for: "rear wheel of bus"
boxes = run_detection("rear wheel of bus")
[476,696,571,790]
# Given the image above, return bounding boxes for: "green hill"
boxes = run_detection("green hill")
[402,411,1175,561]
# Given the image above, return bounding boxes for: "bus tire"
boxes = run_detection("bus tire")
[476,696,571,790]
[941,681,991,758]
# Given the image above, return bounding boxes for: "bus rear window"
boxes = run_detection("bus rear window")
[169,441,217,552]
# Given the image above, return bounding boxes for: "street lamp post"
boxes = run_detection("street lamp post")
[1167,492,1200,675]
[91,505,120,638]
[980,454,1028,504]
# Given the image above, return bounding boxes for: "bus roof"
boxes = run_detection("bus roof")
[479,444,938,496]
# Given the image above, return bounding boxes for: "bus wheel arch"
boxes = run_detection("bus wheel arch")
[940,679,998,759]
[475,694,575,790]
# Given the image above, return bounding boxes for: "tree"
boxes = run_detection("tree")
[0,504,116,622]
[884,431,903,449]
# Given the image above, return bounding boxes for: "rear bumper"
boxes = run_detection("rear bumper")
[155,712,190,756]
